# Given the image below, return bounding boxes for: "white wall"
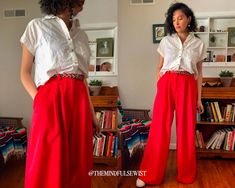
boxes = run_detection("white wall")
[0,0,41,126]
[0,0,117,127]
[118,0,235,148]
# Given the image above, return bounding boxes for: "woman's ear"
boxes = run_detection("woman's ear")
[188,16,192,25]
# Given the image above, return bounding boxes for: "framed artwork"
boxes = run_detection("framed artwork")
[88,41,96,58]
[152,24,166,43]
[228,27,235,47]
[96,38,114,57]
[204,51,211,62]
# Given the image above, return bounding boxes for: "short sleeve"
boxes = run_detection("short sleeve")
[20,19,38,56]
[198,41,207,62]
[157,37,165,57]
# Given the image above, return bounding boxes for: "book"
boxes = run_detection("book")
[225,104,232,122]
[211,131,221,150]
[206,131,219,149]
[214,102,224,122]
[205,102,214,122]
[215,130,226,149]
[210,102,218,122]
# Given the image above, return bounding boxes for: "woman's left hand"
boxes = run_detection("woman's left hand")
[197,100,204,114]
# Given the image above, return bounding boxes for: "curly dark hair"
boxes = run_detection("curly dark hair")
[39,0,80,15]
[165,2,197,35]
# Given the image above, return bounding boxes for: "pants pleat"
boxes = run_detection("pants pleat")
[138,72,197,185]
[25,77,93,188]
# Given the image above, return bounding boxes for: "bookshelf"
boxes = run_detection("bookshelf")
[82,23,118,77]
[91,86,119,165]
[195,12,235,67]
[196,78,235,159]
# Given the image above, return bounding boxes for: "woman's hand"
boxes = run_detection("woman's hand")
[197,100,204,114]
[92,116,101,135]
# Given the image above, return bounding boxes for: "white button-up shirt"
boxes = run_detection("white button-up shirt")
[20,15,90,87]
[157,33,206,79]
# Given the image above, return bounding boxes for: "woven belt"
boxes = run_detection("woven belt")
[166,71,193,75]
[52,73,85,80]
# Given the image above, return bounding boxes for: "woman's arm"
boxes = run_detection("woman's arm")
[84,80,100,134]
[157,55,164,82]
[196,61,204,114]
[20,44,37,99]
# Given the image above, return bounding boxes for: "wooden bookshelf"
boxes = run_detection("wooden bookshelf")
[91,86,119,165]
[196,78,235,159]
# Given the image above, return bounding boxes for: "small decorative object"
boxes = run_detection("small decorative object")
[219,70,234,87]
[228,27,235,47]
[231,53,235,62]
[89,79,103,96]
[215,55,225,62]
[89,64,94,72]
[199,25,205,32]
[96,38,114,57]
[152,24,166,43]
[204,51,211,62]
[101,62,112,72]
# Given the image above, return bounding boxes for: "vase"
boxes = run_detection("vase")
[89,86,101,96]
[220,77,233,87]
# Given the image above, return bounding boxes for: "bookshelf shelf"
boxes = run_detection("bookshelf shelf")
[197,121,235,126]
[91,86,119,165]
[196,148,235,159]
[196,78,235,159]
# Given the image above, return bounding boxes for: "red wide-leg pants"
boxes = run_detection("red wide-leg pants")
[139,72,197,184]
[24,76,93,188]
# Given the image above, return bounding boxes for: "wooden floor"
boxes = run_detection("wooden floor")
[0,150,234,188]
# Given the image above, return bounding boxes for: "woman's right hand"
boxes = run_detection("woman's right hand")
[92,116,101,135]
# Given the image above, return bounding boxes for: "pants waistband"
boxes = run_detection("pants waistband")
[52,73,85,80]
[166,71,193,75]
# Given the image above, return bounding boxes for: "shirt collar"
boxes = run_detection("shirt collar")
[173,32,195,45]
[42,14,57,20]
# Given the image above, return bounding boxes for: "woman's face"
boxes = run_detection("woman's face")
[173,9,191,33]
[71,0,85,17]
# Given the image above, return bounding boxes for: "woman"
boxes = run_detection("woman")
[20,0,98,187]
[136,3,206,187]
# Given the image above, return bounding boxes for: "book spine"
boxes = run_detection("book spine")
[214,101,224,122]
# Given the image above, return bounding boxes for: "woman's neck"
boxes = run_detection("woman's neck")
[57,9,72,30]
[177,32,190,43]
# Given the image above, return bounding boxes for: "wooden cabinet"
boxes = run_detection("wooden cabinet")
[91,86,119,165]
[196,78,235,159]
[195,12,235,67]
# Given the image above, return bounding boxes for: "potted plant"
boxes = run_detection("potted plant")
[219,70,234,87]
[209,35,216,47]
[89,79,103,96]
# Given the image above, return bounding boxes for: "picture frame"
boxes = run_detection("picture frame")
[96,38,114,57]
[152,24,166,43]
[88,41,96,58]
[228,27,235,47]
[204,51,211,62]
